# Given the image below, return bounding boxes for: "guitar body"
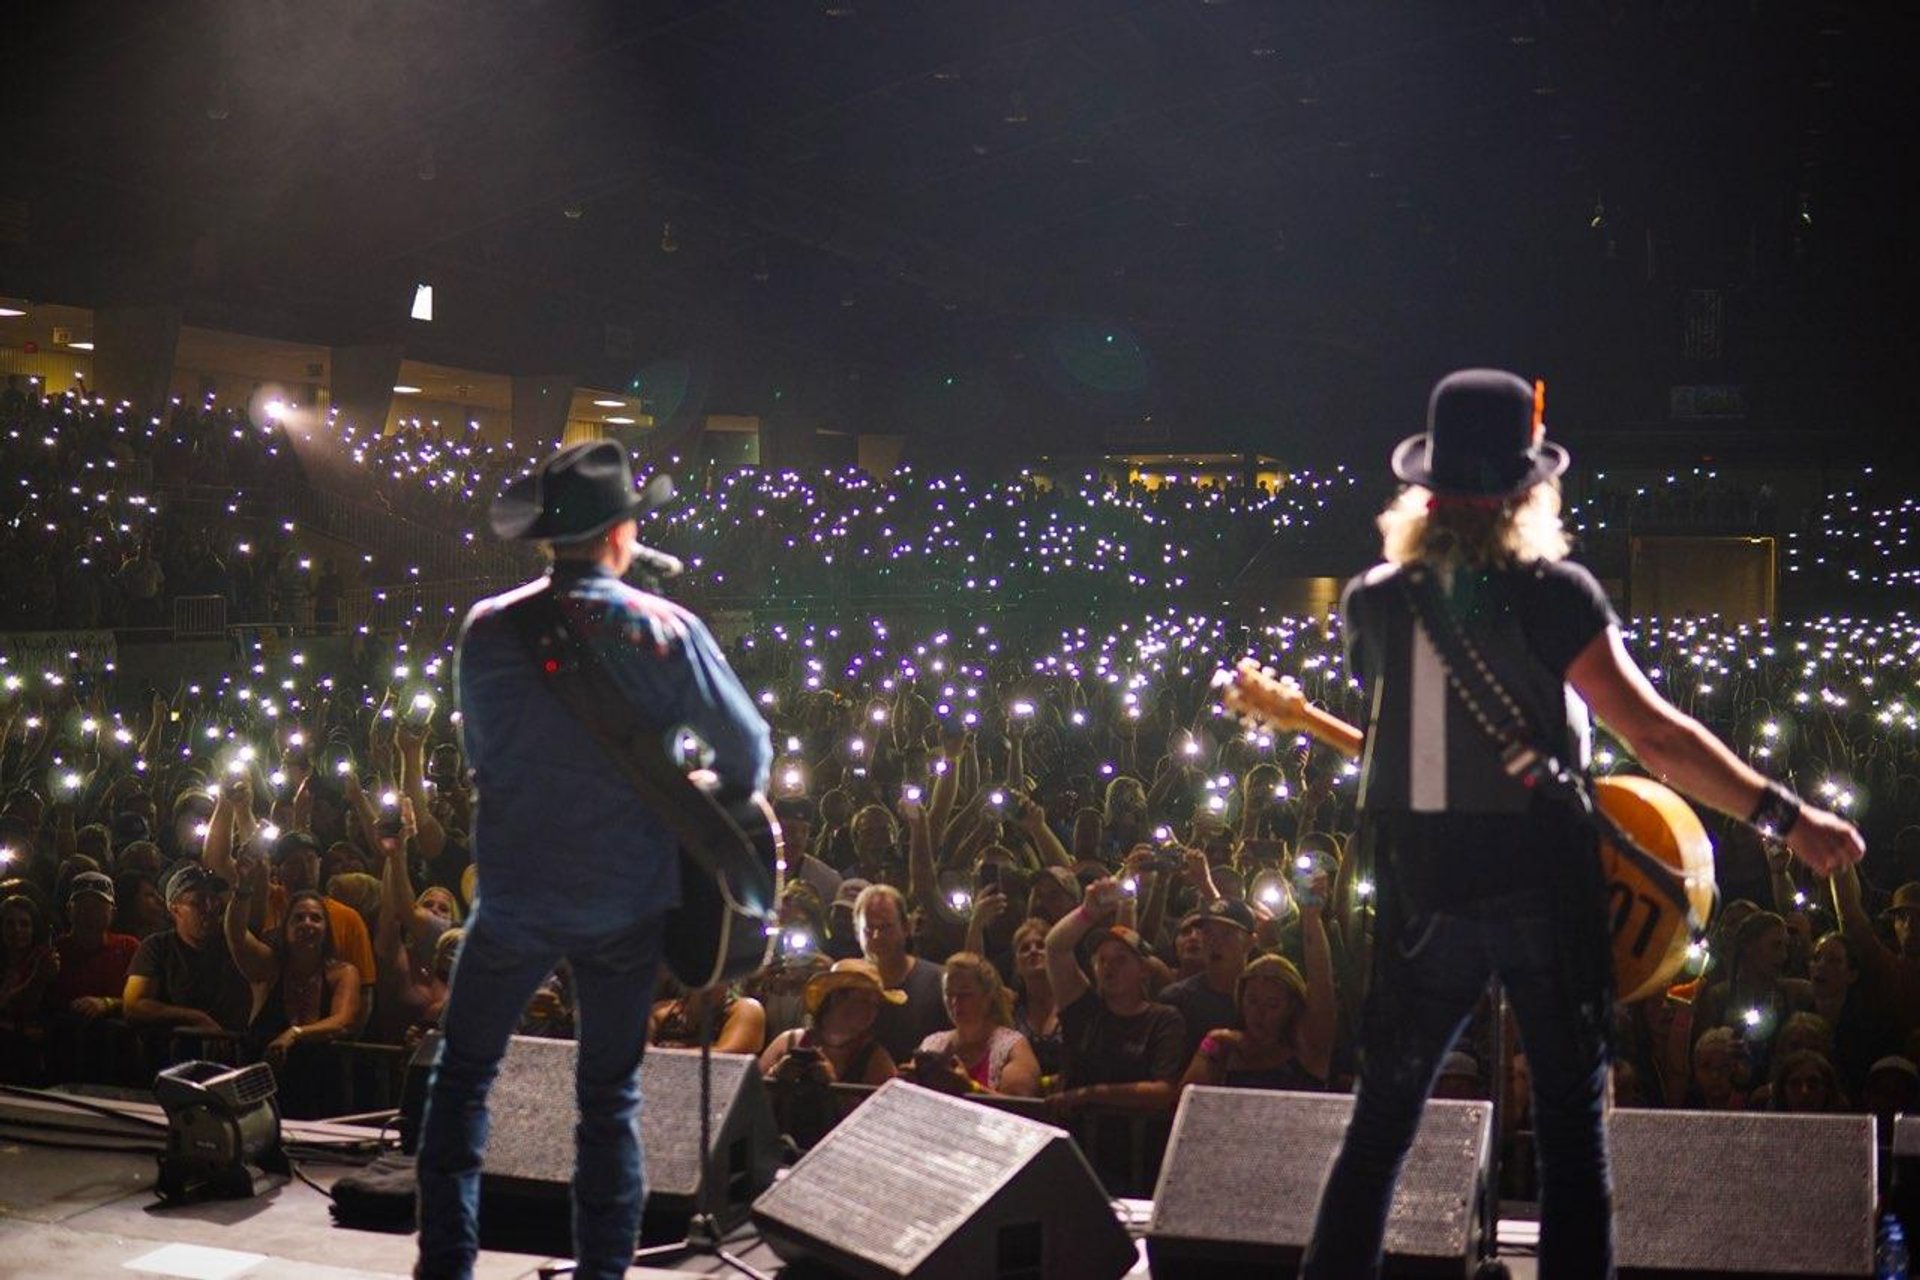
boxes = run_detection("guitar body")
[1218,659,1717,1004]
[664,791,784,989]
[1593,776,1715,1003]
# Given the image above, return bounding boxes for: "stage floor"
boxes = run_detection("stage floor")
[0,1094,1541,1278]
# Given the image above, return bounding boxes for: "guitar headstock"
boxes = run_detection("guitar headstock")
[1213,658,1312,736]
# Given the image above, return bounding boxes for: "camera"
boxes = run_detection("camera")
[1140,853,1183,874]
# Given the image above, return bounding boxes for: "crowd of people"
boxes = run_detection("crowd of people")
[3,381,1919,1200]
[2,377,1904,633]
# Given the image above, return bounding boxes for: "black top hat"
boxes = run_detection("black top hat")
[1391,368,1569,498]
[488,440,672,544]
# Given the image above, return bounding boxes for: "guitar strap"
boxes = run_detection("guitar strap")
[1396,566,1702,929]
[498,580,765,918]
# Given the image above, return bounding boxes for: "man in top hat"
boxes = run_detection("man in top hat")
[415,442,771,1280]
[1298,369,1863,1279]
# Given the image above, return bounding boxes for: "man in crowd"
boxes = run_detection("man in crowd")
[416,441,771,1280]
[855,882,949,1059]
[49,870,139,1019]
[1828,869,1920,1050]
[122,863,254,1034]
[1044,876,1187,1194]
[1158,898,1256,1058]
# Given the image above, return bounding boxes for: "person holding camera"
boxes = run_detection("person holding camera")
[910,951,1041,1097]
[1044,876,1186,1194]
[759,957,903,1086]
[205,773,376,1030]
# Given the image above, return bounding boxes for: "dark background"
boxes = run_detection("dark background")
[3,0,1914,464]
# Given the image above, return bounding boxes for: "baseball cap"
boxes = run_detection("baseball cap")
[163,862,227,905]
[1089,925,1153,959]
[66,870,116,905]
[1179,898,1257,934]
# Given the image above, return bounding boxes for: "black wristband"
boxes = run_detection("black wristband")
[1748,780,1803,840]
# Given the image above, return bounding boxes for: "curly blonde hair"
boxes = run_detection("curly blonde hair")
[1377,482,1571,570]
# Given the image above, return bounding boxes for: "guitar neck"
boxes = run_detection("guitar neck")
[1292,702,1365,762]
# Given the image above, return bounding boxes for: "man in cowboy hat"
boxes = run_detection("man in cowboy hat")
[1299,369,1863,1279]
[415,441,771,1280]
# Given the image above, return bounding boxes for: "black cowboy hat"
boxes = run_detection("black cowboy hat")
[1391,368,1569,499]
[488,440,674,544]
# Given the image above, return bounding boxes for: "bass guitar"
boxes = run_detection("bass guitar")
[1217,658,1715,1004]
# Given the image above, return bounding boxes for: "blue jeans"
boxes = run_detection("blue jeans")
[415,907,665,1280]
[1301,889,1613,1280]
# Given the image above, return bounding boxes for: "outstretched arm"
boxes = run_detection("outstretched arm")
[1568,626,1863,876]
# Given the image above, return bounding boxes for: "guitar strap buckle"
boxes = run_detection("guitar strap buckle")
[1499,739,1542,784]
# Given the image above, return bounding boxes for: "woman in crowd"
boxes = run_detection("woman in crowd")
[1686,1026,1752,1110]
[758,957,902,1087]
[1764,1048,1848,1113]
[1009,917,1064,1084]
[1692,910,1813,1080]
[650,975,767,1055]
[223,859,362,1108]
[1808,931,1884,1100]
[1179,952,1336,1091]
[1,893,56,1025]
[912,951,1040,1096]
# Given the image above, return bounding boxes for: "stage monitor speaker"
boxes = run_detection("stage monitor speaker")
[1609,1109,1874,1278]
[472,1036,779,1230]
[751,1079,1135,1280]
[1145,1086,1490,1279]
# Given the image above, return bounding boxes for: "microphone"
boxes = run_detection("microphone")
[624,538,684,580]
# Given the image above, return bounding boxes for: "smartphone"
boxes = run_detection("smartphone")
[976,861,1001,892]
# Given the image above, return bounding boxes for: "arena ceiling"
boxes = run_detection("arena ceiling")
[2,1,1914,456]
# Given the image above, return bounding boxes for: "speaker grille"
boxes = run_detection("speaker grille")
[1611,1109,1874,1277]
[1149,1088,1489,1266]
[753,1081,1056,1274]
[483,1037,759,1199]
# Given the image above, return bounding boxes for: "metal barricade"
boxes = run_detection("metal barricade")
[170,594,228,638]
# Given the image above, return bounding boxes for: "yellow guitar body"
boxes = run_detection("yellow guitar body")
[1219,659,1716,1004]
[1591,775,1715,1003]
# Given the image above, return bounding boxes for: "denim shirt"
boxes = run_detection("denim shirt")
[454,563,772,937]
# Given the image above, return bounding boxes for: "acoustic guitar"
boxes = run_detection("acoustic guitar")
[1217,658,1716,1003]
[502,585,783,989]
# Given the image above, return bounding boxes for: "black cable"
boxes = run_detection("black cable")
[0,1082,171,1130]
[288,1155,336,1200]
